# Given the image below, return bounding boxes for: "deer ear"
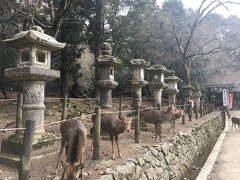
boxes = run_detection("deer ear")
[76,163,84,170]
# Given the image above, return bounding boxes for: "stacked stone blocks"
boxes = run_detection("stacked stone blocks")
[100,113,223,180]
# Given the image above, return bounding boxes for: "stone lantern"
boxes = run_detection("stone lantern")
[165,71,182,105]
[128,59,149,107]
[147,65,168,107]
[2,26,65,150]
[193,85,202,107]
[95,43,119,109]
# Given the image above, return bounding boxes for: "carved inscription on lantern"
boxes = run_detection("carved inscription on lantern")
[23,83,44,104]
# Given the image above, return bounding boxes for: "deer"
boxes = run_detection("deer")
[140,105,176,142]
[55,117,87,180]
[231,117,240,132]
[169,106,185,132]
[91,111,133,160]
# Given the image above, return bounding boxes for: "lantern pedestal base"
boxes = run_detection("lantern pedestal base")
[0,132,59,168]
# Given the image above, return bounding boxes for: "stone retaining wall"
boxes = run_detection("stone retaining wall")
[100,113,224,180]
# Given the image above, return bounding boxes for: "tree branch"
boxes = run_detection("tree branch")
[172,23,184,54]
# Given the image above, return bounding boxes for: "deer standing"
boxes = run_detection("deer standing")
[140,105,175,142]
[91,112,132,160]
[55,117,87,180]
[170,106,185,131]
[231,117,240,132]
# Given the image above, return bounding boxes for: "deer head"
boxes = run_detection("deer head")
[61,160,84,180]
[123,117,133,132]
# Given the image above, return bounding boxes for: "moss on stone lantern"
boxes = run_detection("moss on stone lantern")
[128,59,149,107]
[94,43,120,109]
[1,26,65,158]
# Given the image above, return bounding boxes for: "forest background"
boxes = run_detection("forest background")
[1,0,240,99]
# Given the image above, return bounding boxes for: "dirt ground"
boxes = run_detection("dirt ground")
[208,111,240,180]
[0,93,211,180]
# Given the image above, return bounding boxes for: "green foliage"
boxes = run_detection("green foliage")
[162,0,186,18]
[1,0,240,96]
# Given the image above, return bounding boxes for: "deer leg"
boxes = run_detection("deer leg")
[158,123,162,142]
[110,135,115,160]
[61,168,66,180]
[169,120,172,131]
[235,123,238,132]
[170,119,174,134]
[173,118,176,129]
[154,123,158,142]
[55,139,66,174]
[115,135,122,158]
[80,152,84,180]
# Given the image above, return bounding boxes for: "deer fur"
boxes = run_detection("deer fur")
[231,117,240,132]
[140,105,175,142]
[55,117,87,180]
[91,112,132,159]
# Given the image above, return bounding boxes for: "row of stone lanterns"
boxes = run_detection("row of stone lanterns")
[94,51,188,110]
[94,46,188,110]
[1,27,203,163]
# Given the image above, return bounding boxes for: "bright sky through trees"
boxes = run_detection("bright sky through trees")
[156,0,240,17]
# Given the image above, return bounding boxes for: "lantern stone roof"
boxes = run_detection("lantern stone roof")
[96,55,121,65]
[130,59,150,67]
[3,26,66,51]
[147,64,170,74]
[165,76,182,82]
[147,64,166,70]
[165,71,182,82]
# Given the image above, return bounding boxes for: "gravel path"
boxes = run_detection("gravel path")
[208,111,240,180]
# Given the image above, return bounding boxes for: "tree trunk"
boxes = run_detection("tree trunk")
[94,0,104,98]
[60,48,68,98]
[183,62,191,86]
[95,0,104,57]
[60,25,68,98]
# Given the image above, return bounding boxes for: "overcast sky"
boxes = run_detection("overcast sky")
[156,0,240,17]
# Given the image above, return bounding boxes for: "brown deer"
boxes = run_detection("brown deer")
[91,112,132,160]
[231,117,240,132]
[170,106,185,131]
[55,117,87,180]
[140,105,175,142]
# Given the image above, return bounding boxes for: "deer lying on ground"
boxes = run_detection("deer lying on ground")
[91,112,132,160]
[55,117,87,180]
[140,105,175,142]
[170,106,185,131]
[231,117,240,132]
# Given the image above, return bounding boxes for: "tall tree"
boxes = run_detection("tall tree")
[164,0,240,86]
[94,0,105,97]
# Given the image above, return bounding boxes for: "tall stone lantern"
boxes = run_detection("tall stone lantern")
[193,85,202,108]
[95,43,119,109]
[128,59,149,107]
[3,26,65,143]
[165,71,182,105]
[147,65,168,107]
